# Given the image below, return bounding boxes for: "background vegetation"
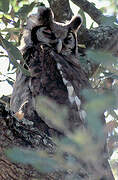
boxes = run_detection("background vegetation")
[0,0,118,179]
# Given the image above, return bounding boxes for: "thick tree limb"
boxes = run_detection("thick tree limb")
[48,0,104,24]
[47,0,73,22]
[71,0,104,24]
[78,25,118,53]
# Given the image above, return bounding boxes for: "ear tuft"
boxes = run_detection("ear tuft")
[38,7,54,25]
[69,16,82,31]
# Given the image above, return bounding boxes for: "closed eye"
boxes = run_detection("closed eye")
[43,29,52,35]
[43,28,56,40]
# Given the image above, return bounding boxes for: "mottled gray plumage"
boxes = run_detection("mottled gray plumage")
[10,7,90,136]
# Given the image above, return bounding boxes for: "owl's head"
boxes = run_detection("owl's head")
[22,7,82,55]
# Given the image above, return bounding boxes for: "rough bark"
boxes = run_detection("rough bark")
[78,25,118,51]
[0,102,66,180]
[48,0,73,22]
[0,0,117,179]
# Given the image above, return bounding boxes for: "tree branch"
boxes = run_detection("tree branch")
[71,0,104,24]
[47,0,73,22]
[78,25,118,54]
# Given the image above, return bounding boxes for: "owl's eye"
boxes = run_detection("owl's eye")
[42,28,56,40]
[43,29,52,35]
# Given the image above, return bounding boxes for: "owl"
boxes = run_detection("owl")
[10,7,90,137]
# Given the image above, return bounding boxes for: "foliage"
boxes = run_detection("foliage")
[0,0,118,179]
[6,148,61,173]
[0,0,37,88]
[5,91,117,178]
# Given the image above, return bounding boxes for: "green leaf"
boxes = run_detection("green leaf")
[0,27,21,33]
[14,19,20,28]
[0,55,8,58]
[59,136,80,151]
[86,49,118,65]
[16,2,36,18]
[84,89,116,112]
[83,89,116,137]
[0,0,9,13]
[6,148,61,173]
[0,34,30,76]
[35,96,68,132]
[6,79,14,86]
[0,34,24,62]
[1,16,11,26]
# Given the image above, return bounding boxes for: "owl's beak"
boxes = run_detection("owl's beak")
[56,39,62,53]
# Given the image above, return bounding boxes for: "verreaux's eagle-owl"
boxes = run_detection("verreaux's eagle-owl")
[10,7,90,136]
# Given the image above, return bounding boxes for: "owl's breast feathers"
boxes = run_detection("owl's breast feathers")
[24,45,69,104]
[11,44,90,134]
